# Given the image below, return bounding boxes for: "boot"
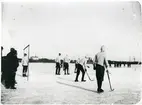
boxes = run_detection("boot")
[97,80,104,93]
[10,86,16,89]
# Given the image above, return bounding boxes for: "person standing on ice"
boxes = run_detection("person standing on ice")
[55,53,62,75]
[63,55,70,75]
[5,48,19,89]
[75,56,88,82]
[93,45,109,93]
[22,53,29,77]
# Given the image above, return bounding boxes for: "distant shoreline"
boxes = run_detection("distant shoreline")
[2,56,141,66]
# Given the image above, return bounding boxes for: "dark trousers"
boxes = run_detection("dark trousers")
[5,71,16,88]
[96,64,105,90]
[61,60,63,68]
[75,64,85,81]
[63,62,69,74]
[23,66,28,76]
[56,63,61,75]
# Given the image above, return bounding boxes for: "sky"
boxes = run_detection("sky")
[1,1,142,61]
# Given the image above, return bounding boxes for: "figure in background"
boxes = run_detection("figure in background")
[22,53,29,77]
[55,53,62,75]
[63,55,70,75]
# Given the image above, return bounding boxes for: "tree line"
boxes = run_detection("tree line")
[17,57,141,66]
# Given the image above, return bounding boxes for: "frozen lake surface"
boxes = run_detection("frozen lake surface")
[1,63,142,104]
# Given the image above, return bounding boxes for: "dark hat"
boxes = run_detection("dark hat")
[10,48,15,52]
[10,48,17,55]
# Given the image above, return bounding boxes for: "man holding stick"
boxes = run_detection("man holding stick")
[93,45,109,93]
[75,56,88,82]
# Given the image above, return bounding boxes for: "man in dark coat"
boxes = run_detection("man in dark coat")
[5,48,19,89]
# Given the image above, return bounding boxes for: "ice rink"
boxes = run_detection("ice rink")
[1,63,142,104]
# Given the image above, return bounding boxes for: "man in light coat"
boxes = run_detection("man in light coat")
[55,53,62,75]
[75,56,88,82]
[22,53,29,77]
[93,45,109,93]
[63,55,70,75]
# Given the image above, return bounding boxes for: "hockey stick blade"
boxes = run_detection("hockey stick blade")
[89,78,94,81]
[110,88,114,92]
[86,71,94,81]
[106,70,114,91]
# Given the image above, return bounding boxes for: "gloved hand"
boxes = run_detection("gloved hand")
[106,70,111,74]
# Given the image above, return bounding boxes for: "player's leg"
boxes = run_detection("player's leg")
[58,63,61,75]
[96,64,104,93]
[67,63,70,75]
[22,66,25,76]
[64,63,66,75]
[75,64,80,82]
[80,65,86,82]
[25,66,28,76]
[55,63,58,75]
